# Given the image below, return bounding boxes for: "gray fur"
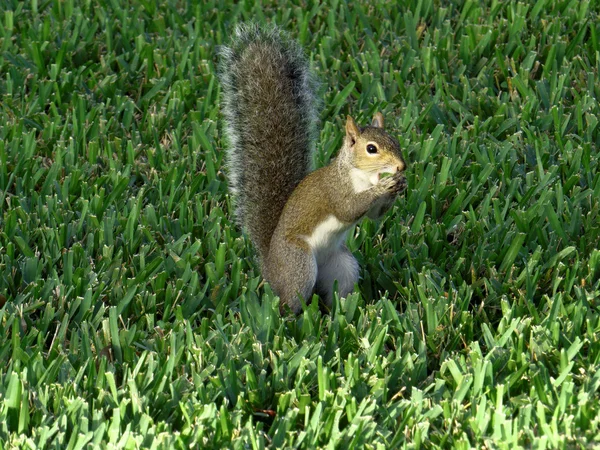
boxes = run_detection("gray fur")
[220,25,407,314]
[219,23,319,261]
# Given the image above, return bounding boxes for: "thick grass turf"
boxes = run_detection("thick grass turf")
[0,0,599,448]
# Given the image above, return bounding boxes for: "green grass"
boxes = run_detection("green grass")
[1,0,599,448]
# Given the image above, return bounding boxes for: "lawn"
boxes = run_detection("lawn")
[0,0,599,448]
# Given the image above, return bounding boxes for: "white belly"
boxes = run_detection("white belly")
[304,215,351,262]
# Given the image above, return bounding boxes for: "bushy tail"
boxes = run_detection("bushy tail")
[219,24,319,261]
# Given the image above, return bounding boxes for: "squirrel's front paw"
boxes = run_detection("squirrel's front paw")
[394,175,407,194]
[380,173,406,194]
[379,174,399,190]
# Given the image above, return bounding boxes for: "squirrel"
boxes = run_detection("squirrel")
[219,24,407,314]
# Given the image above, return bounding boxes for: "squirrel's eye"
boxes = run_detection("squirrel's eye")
[366,144,378,154]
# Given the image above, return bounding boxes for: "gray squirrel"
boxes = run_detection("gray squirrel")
[219,24,407,314]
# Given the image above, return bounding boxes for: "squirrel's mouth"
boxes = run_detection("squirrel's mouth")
[376,165,401,182]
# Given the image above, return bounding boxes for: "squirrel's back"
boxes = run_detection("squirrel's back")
[219,24,319,261]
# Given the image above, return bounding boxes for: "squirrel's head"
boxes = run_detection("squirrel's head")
[342,113,407,191]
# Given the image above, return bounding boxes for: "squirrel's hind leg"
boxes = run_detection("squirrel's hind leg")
[265,242,317,315]
[315,246,359,306]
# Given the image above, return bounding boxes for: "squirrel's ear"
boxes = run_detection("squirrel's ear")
[345,116,360,146]
[371,112,385,128]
